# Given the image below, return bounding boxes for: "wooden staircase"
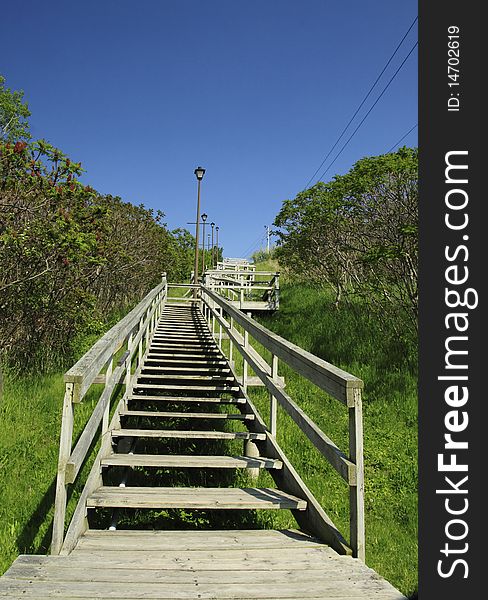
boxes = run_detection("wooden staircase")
[0,286,407,598]
[84,303,305,521]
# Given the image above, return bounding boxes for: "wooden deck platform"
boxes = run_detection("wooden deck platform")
[0,530,405,599]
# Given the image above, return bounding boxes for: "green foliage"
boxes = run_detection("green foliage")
[0,75,31,142]
[0,139,195,371]
[166,227,196,281]
[274,147,418,340]
[251,247,276,264]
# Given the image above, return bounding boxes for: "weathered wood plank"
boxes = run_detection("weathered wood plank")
[0,581,405,599]
[132,383,240,392]
[128,394,246,404]
[110,428,266,440]
[101,454,282,469]
[77,528,325,549]
[86,486,307,510]
[119,410,253,419]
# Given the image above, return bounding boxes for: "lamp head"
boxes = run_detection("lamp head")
[194,166,206,180]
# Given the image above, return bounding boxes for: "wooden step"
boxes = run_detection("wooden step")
[133,383,240,393]
[128,395,246,404]
[137,369,236,383]
[150,342,218,349]
[110,428,266,440]
[147,348,220,354]
[148,347,221,355]
[75,528,326,551]
[141,366,231,374]
[144,358,227,366]
[120,410,254,420]
[101,454,282,469]
[87,486,307,510]
[153,330,213,335]
[152,333,213,340]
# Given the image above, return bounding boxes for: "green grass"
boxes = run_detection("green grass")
[0,372,103,574]
[242,278,418,596]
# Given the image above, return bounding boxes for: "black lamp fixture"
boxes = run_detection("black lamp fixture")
[194,166,206,181]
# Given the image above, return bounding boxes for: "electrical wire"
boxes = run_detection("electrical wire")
[240,232,268,259]
[316,41,418,182]
[303,16,418,190]
[386,123,418,153]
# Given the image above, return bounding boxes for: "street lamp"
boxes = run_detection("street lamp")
[210,222,215,269]
[201,213,208,277]
[215,226,220,267]
[193,166,205,296]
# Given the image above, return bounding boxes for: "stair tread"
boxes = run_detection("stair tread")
[120,410,253,419]
[133,383,240,391]
[141,366,231,373]
[129,395,246,403]
[86,486,307,510]
[101,454,282,469]
[110,428,266,440]
[137,374,235,381]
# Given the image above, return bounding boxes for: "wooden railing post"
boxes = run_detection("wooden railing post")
[138,317,144,366]
[51,382,75,555]
[125,332,134,389]
[102,355,114,434]
[269,354,278,436]
[242,332,248,393]
[274,273,280,309]
[349,387,365,561]
[229,316,234,367]
[218,307,223,349]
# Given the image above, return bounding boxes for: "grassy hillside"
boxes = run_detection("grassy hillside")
[245,276,417,596]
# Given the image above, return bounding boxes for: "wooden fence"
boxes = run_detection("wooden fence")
[204,270,280,311]
[51,276,168,555]
[200,285,365,560]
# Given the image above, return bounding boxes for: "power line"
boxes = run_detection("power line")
[244,234,268,259]
[386,123,418,153]
[316,40,418,182]
[240,232,267,258]
[303,15,418,191]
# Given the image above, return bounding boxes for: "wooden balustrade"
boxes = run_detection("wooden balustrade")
[51,276,168,555]
[200,285,365,560]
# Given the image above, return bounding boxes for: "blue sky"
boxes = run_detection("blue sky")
[2,0,417,258]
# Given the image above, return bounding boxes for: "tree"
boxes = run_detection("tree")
[0,75,31,142]
[273,147,418,337]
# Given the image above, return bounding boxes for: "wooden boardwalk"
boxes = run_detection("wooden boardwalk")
[0,288,407,599]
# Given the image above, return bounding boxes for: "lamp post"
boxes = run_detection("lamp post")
[201,213,208,277]
[215,226,220,267]
[210,222,215,269]
[193,166,205,296]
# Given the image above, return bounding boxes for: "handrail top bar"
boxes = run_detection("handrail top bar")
[206,270,278,276]
[167,283,200,288]
[201,286,363,403]
[64,281,166,388]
